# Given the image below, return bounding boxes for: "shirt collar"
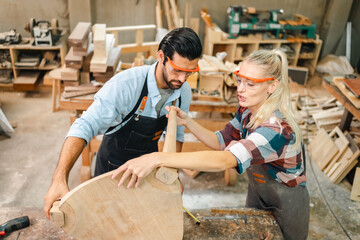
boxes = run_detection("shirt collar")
[147,61,181,107]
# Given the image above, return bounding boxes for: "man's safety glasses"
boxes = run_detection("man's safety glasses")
[167,56,199,78]
[233,70,275,90]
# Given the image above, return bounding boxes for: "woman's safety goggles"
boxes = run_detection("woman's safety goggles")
[233,70,275,83]
[233,70,275,90]
[167,56,199,78]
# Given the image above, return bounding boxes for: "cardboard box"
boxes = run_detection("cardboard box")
[193,73,224,102]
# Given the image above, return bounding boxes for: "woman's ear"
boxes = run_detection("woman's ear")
[268,80,279,94]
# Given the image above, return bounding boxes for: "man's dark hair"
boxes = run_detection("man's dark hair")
[158,27,202,64]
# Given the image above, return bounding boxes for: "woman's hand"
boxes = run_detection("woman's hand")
[112,152,160,188]
[165,106,189,126]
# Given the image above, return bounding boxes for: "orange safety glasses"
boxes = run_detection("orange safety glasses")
[167,56,199,72]
[233,70,275,83]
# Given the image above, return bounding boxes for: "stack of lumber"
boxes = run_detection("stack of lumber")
[90,24,115,73]
[62,22,92,86]
[92,46,121,83]
[292,94,342,139]
[309,126,360,184]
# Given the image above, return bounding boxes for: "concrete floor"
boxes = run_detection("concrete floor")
[0,90,360,239]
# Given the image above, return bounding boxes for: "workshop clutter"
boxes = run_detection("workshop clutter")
[191,53,238,103]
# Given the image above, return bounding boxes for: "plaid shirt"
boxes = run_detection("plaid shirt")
[216,107,306,187]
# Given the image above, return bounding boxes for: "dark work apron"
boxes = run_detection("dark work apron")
[241,118,309,240]
[94,74,178,176]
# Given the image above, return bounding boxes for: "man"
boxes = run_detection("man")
[44,27,202,218]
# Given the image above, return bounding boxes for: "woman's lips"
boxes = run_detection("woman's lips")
[238,95,246,102]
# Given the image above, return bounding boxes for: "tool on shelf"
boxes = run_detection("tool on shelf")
[227,6,283,39]
[24,18,63,46]
[0,216,30,237]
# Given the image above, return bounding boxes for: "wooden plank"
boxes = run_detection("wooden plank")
[189,18,200,34]
[350,167,360,202]
[322,80,360,121]
[68,22,91,48]
[202,54,230,73]
[92,24,107,59]
[91,34,115,73]
[322,127,349,171]
[65,47,83,69]
[63,89,99,99]
[169,0,180,28]
[328,133,360,184]
[162,0,174,30]
[13,71,41,91]
[309,128,339,170]
[156,0,163,28]
[60,67,79,81]
[332,77,360,108]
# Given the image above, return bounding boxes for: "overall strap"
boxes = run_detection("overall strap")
[106,76,148,133]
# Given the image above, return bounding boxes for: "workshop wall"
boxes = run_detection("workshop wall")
[0,0,69,38]
[0,0,358,69]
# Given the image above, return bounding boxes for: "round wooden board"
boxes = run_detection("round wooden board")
[58,170,183,240]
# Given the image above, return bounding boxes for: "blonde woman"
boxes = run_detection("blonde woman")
[113,49,310,240]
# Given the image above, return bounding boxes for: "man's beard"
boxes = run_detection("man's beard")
[162,68,183,90]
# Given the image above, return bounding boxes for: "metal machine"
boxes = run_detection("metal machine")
[227,6,284,39]
[227,6,317,40]
[0,29,22,45]
[24,18,61,46]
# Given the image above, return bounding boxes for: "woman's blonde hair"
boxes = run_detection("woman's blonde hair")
[244,49,302,149]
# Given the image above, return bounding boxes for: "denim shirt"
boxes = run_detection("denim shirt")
[66,62,191,144]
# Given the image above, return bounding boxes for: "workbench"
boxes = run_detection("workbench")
[322,77,360,131]
[0,207,283,239]
[58,94,238,182]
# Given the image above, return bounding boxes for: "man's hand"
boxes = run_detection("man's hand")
[112,153,160,188]
[43,180,70,219]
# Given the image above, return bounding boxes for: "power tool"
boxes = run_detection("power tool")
[227,6,283,39]
[0,216,30,237]
[24,18,62,46]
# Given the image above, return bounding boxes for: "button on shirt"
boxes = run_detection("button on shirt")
[67,62,191,145]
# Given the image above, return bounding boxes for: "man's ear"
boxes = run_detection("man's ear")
[268,80,279,94]
[157,50,164,64]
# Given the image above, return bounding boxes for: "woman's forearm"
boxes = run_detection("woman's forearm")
[157,151,238,172]
[185,117,221,150]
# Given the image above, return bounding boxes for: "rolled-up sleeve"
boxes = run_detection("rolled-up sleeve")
[225,126,287,174]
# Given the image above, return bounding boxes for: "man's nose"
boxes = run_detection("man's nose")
[178,73,187,82]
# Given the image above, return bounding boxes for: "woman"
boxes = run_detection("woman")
[112,49,310,240]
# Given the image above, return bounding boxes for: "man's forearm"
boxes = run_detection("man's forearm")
[52,136,87,183]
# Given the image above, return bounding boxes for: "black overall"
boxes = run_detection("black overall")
[242,126,310,239]
[94,74,177,176]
